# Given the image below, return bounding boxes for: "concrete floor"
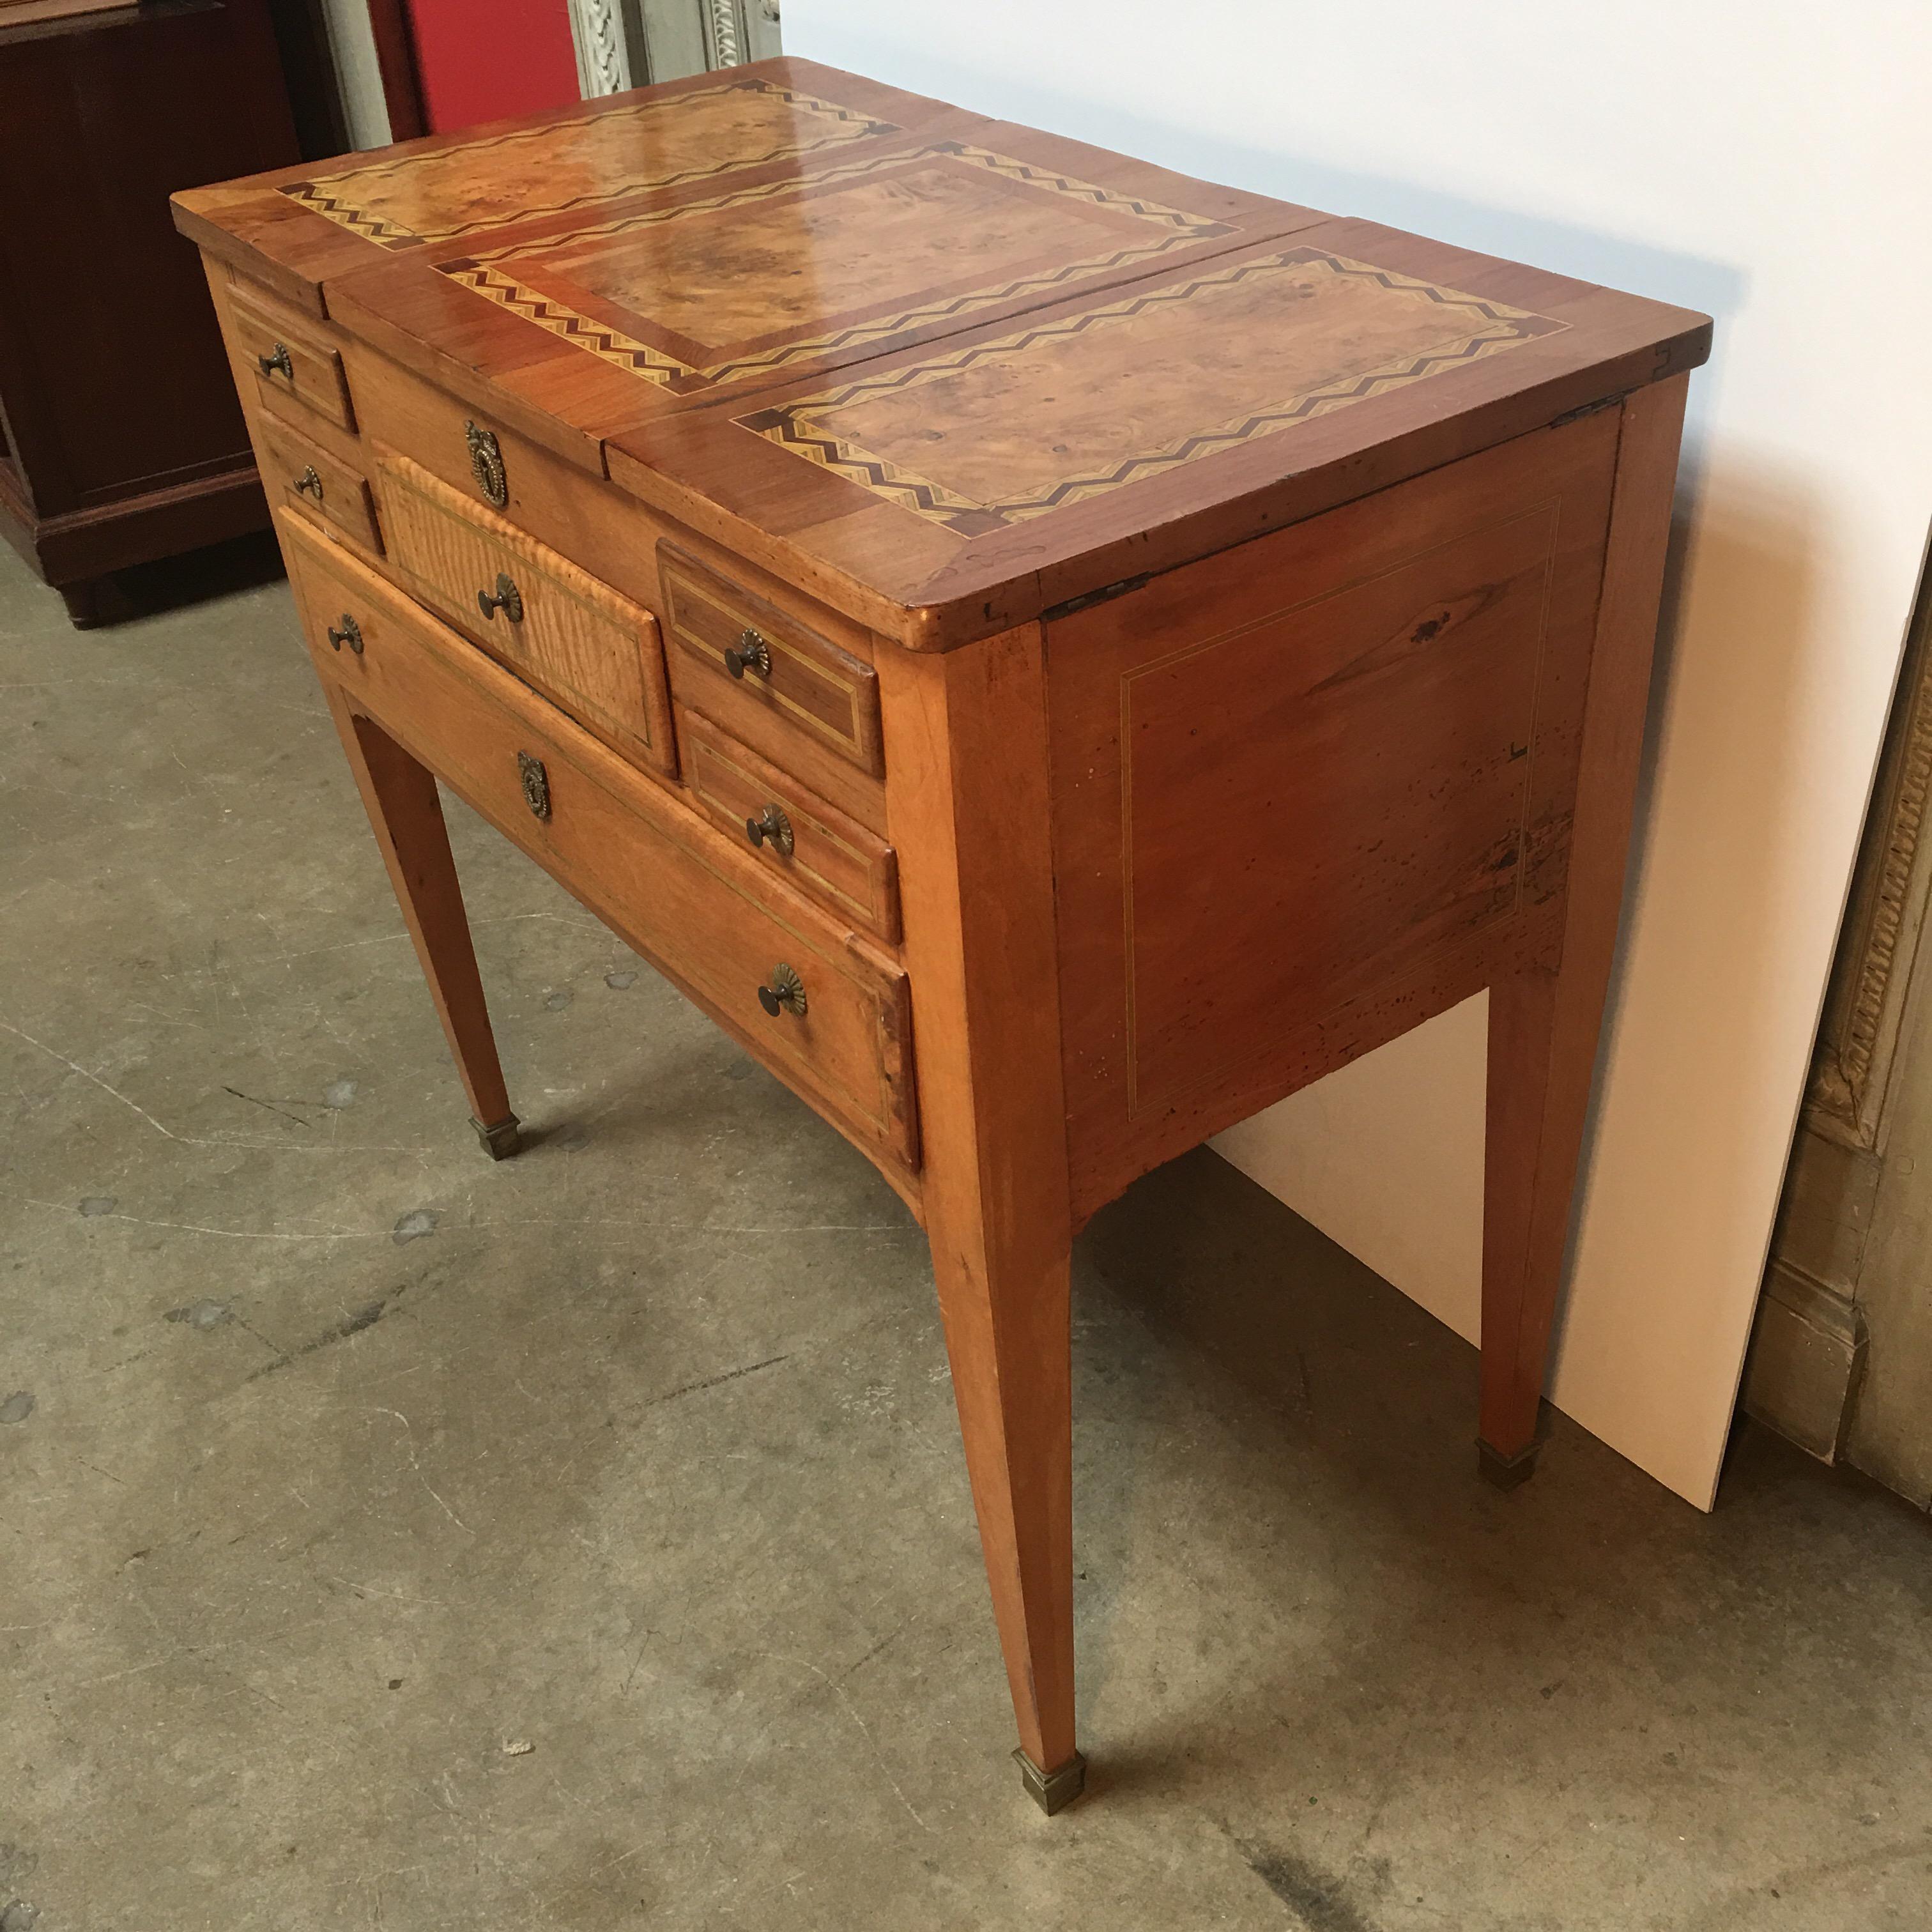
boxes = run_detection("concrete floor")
[4,534,1931,1932]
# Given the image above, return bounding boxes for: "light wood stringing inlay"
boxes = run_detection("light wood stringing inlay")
[278,78,899,250]
[736,249,1568,534]
[432,141,1232,395]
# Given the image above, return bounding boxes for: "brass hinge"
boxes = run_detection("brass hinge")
[1043,572,1152,622]
[1547,392,1628,429]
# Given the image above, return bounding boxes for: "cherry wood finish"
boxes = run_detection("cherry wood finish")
[678,709,901,944]
[177,63,1708,1813]
[0,0,300,620]
[256,411,383,552]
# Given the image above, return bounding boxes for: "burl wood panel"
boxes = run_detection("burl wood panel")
[1052,408,1621,1222]
[740,247,1565,536]
[431,137,1246,399]
[279,508,919,1183]
[280,73,903,252]
[374,451,675,777]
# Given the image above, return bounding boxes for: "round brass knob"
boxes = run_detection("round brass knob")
[326,613,364,655]
[745,804,793,856]
[293,465,323,499]
[477,572,523,623]
[724,627,771,679]
[756,963,806,1018]
[257,342,294,381]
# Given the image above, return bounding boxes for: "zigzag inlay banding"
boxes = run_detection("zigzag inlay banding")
[737,249,1568,535]
[279,81,898,249]
[423,139,1234,391]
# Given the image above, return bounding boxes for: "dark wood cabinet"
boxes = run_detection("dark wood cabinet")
[0,0,302,622]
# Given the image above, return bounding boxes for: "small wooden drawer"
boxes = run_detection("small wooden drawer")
[256,415,381,553]
[680,709,901,944]
[229,280,356,433]
[276,509,919,1176]
[375,451,675,779]
[661,544,883,781]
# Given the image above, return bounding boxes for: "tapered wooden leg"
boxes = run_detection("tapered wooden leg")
[321,683,521,1157]
[882,626,1082,1811]
[1478,373,1691,1480]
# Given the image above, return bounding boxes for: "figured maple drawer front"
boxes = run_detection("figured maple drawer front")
[376,452,675,779]
[276,510,918,1175]
[680,709,901,944]
[229,281,356,433]
[256,415,381,553]
[660,544,883,779]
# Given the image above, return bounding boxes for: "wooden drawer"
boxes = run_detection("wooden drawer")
[256,414,381,553]
[680,708,901,944]
[276,509,919,1176]
[661,543,884,781]
[229,279,356,433]
[375,451,675,779]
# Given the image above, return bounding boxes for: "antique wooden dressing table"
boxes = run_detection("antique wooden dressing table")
[173,59,1709,1814]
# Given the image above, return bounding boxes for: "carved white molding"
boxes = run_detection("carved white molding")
[567,0,634,97]
[1807,569,1932,1150]
[707,0,743,66]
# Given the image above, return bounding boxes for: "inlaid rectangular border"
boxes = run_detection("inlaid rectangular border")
[735,250,1570,535]
[277,77,900,250]
[428,141,1235,394]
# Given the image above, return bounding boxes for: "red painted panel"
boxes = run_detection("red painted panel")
[408,0,581,134]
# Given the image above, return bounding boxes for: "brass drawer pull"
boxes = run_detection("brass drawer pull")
[517,751,551,820]
[326,613,364,655]
[465,419,508,509]
[757,962,806,1018]
[724,627,771,680]
[293,464,324,499]
[477,572,523,623]
[257,342,294,381]
[744,804,793,856]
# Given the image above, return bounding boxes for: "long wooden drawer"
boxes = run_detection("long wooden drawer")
[229,278,356,434]
[256,414,382,553]
[680,709,901,944]
[661,543,884,784]
[276,509,919,1175]
[375,451,675,779]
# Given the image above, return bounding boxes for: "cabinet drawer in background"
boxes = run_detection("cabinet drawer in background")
[661,544,884,786]
[376,452,675,779]
[275,509,919,1179]
[256,415,381,553]
[229,280,356,433]
[680,709,901,944]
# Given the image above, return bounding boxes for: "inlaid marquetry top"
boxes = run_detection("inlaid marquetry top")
[173,57,1710,650]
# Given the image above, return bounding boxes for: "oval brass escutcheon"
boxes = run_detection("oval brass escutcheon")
[744,803,793,856]
[517,750,551,821]
[326,613,364,655]
[465,419,508,509]
[756,962,806,1018]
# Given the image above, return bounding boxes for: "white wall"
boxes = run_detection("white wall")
[787,0,1932,1507]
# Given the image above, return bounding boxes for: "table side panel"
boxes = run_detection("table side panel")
[1051,409,1623,1220]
